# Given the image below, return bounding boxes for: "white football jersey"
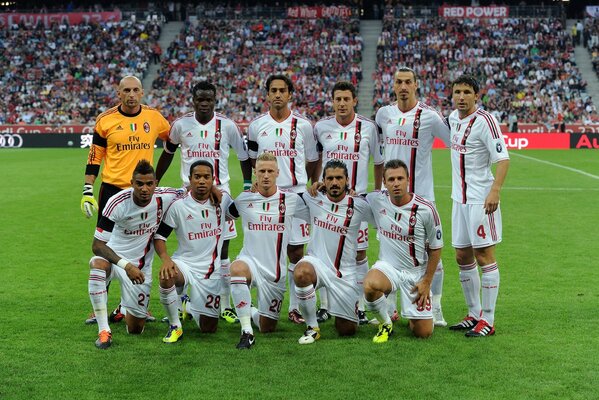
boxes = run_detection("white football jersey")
[314,114,383,194]
[448,108,510,204]
[375,101,450,201]
[247,111,318,192]
[366,191,443,272]
[229,188,309,283]
[95,187,183,270]
[157,192,233,278]
[304,192,374,277]
[167,112,249,188]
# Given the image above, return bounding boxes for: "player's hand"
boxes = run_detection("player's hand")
[250,181,258,193]
[81,184,98,218]
[308,181,324,197]
[159,260,178,281]
[125,264,145,284]
[484,189,500,215]
[210,186,222,206]
[411,279,431,309]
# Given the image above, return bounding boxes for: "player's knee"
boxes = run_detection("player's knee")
[89,256,110,271]
[230,261,249,277]
[293,262,315,285]
[411,320,433,338]
[335,318,357,336]
[199,318,218,334]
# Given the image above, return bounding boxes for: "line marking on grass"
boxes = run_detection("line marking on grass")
[511,153,599,180]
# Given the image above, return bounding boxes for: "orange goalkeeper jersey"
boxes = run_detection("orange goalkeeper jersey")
[86,105,170,188]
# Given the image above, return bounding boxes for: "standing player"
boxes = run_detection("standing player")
[294,160,375,344]
[154,160,232,343]
[247,74,320,324]
[155,81,252,324]
[364,159,443,342]
[448,75,509,337]
[375,66,450,326]
[81,75,171,324]
[228,153,309,349]
[313,81,383,324]
[87,160,182,349]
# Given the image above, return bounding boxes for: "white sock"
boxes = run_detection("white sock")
[481,263,500,325]
[318,287,329,310]
[251,306,260,328]
[356,258,368,311]
[459,262,482,319]
[220,258,232,311]
[296,284,318,328]
[159,284,181,328]
[365,295,391,325]
[287,263,298,312]
[231,276,253,334]
[431,260,444,309]
[387,291,398,316]
[89,268,110,333]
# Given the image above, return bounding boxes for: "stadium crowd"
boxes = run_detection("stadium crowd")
[373,15,593,125]
[0,19,162,125]
[145,16,363,123]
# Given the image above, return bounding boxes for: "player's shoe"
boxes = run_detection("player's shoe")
[465,320,495,337]
[145,311,156,322]
[109,305,125,323]
[449,316,479,331]
[95,330,112,350]
[373,323,393,344]
[358,310,369,325]
[298,326,321,345]
[85,312,97,325]
[162,325,183,343]
[179,294,192,321]
[236,331,255,350]
[221,308,240,324]
[288,309,305,324]
[316,308,331,323]
[390,310,400,322]
[433,308,447,327]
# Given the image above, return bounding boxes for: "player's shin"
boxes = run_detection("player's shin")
[89,269,110,333]
[296,284,318,328]
[459,262,482,318]
[159,285,181,328]
[231,277,253,334]
[220,258,232,311]
[356,258,369,312]
[365,294,392,325]
[287,263,299,312]
[431,260,444,308]
[481,263,499,325]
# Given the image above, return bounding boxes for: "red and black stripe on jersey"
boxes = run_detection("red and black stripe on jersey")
[205,203,222,278]
[289,118,298,186]
[408,203,420,267]
[333,197,354,278]
[459,117,477,204]
[409,108,423,194]
[274,193,286,283]
[350,121,362,191]
[213,119,222,185]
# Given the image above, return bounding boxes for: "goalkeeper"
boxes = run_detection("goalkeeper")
[81,76,170,325]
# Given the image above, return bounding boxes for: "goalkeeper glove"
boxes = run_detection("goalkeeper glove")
[81,183,98,218]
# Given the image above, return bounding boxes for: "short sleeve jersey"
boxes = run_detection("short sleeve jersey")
[375,102,450,200]
[304,192,374,277]
[167,112,248,188]
[448,108,510,204]
[94,187,182,269]
[314,114,383,194]
[366,191,443,273]
[159,192,233,278]
[247,111,318,192]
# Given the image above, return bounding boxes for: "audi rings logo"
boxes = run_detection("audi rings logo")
[0,134,23,148]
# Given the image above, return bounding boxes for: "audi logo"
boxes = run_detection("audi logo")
[0,134,23,148]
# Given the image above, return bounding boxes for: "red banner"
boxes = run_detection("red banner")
[433,133,570,150]
[499,123,599,134]
[0,125,95,134]
[0,11,122,28]
[287,6,352,19]
[439,6,509,18]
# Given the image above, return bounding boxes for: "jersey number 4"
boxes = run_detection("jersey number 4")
[477,225,486,239]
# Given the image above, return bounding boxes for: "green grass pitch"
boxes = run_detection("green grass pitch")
[0,148,597,399]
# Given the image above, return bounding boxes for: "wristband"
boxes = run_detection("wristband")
[243,180,252,190]
[116,259,130,269]
[83,183,94,196]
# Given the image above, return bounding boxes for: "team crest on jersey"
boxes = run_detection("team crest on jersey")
[201,210,210,218]
[496,143,503,153]
[279,202,286,214]
[275,128,284,137]
[397,117,406,126]
[436,229,442,240]
[216,206,222,219]
[263,203,271,211]
[199,130,208,139]
[413,118,420,130]
[290,128,297,140]
[143,122,150,133]
[354,132,361,143]
[340,132,347,140]
[215,130,221,141]
[409,215,416,227]
[130,123,137,132]
[346,206,354,218]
